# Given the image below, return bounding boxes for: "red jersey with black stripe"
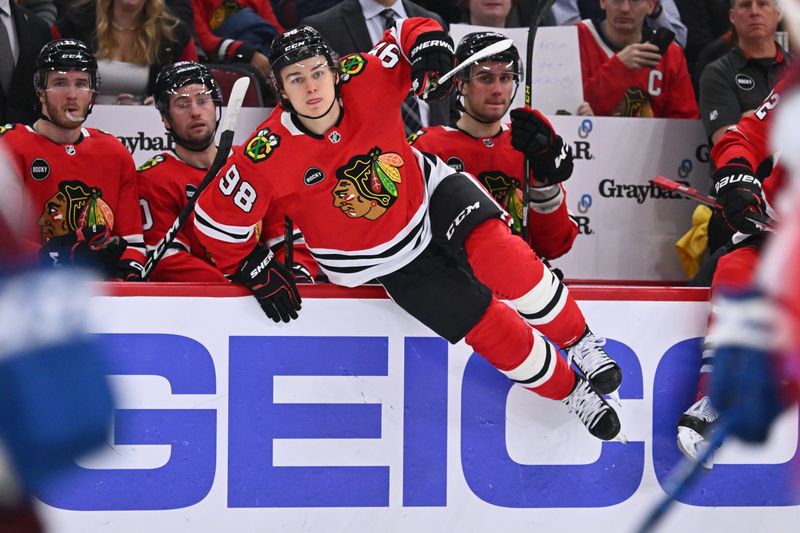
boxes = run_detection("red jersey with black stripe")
[138,151,318,282]
[577,20,698,118]
[410,124,578,259]
[194,17,448,286]
[0,123,146,264]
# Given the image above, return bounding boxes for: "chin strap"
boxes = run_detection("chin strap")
[294,97,339,121]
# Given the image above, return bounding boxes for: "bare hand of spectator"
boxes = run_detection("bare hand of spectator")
[251,52,272,80]
[143,96,154,106]
[577,102,594,116]
[616,43,661,70]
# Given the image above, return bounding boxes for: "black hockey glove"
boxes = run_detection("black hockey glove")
[409,31,454,102]
[712,159,767,234]
[292,263,314,284]
[510,107,573,186]
[232,244,302,323]
[114,259,145,281]
[39,225,128,274]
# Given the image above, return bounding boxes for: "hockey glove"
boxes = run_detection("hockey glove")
[39,225,128,274]
[114,259,145,281]
[510,107,573,186]
[292,263,314,284]
[232,244,302,323]
[712,159,767,234]
[409,31,454,101]
[709,289,783,443]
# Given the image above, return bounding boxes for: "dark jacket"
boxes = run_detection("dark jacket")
[56,0,195,94]
[301,0,457,127]
[0,3,53,125]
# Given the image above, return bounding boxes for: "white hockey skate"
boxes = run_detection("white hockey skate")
[677,395,719,470]
[567,328,623,402]
[563,377,625,442]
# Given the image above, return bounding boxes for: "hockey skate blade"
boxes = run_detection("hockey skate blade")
[677,427,714,470]
[605,389,621,408]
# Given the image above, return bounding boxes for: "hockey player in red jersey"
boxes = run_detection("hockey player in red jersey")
[410,31,622,398]
[676,45,799,465]
[138,61,317,282]
[194,23,624,440]
[576,0,698,118]
[0,39,146,280]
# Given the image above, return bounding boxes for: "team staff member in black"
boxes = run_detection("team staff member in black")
[699,0,790,145]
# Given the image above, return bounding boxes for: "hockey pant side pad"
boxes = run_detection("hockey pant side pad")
[465,297,576,400]
[464,218,586,347]
[695,244,761,398]
[429,172,505,248]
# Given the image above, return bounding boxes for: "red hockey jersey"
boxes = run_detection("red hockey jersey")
[577,20,698,118]
[410,124,578,259]
[138,151,318,282]
[709,69,800,204]
[0,124,145,265]
[195,18,451,286]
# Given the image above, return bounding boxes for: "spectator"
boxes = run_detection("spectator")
[458,0,515,27]
[577,0,698,118]
[0,0,54,125]
[0,39,146,279]
[700,0,789,145]
[300,0,455,132]
[138,61,318,281]
[57,0,198,105]
[192,0,284,80]
[546,0,687,47]
[19,0,58,26]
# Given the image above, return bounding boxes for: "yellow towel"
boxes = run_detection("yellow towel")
[675,205,712,278]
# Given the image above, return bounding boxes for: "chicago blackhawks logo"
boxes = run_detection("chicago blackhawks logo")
[332,148,403,220]
[479,171,523,234]
[244,128,280,163]
[38,180,114,242]
[0,123,14,137]
[339,54,367,82]
[406,129,426,145]
[613,87,654,118]
[137,154,167,172]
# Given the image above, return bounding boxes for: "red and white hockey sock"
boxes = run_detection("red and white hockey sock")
[465,298,576,400]
[464,219,586,347]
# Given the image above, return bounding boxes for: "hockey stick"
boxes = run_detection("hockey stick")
[521,0,557,238]
[635,417,732,533]
[422,39,514,100]
[142,77,251,279]
[284,215,294,269]
[651,176,775,231]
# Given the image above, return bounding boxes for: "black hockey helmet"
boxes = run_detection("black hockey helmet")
[33,39,99,93]
[455,31,522,81]
[269,26,341,111]
[154,61,223,115]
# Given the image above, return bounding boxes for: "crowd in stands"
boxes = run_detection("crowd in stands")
[4,1,786,122]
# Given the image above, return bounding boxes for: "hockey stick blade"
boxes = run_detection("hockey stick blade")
[651,176,775,231]
[422,39,514,100]
[521,0,557,237]
[635,417,732,533]
[142,76,251,279]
